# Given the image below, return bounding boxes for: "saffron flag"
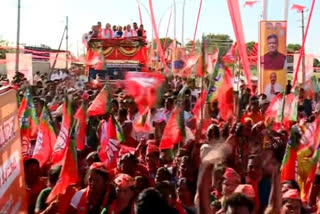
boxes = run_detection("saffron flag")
[99,116,123,169]
[265,93,283,122]
[19,88,39,158]
[74,102,87,151]
[51,97,73,165]
[125,72,165,113]
[280,127,299,182]
[243,1,259,7]
[87,83,112,117]
[180,54,200,77]
[192,91,208,122]
[226,0,252,91]
[301,133,320,201]
[159,107,186,150]
[216,66,234,121]
[291,4,306,13]
[207,49,219,75]
[33,105,57,167]
[46,122,78,203]
[133,108,152,132]
[223,42,238,64]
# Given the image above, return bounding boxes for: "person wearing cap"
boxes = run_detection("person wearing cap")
[281,189,302,214]
[101,173,135,214]
[220,168,241,206]
[68,162,114,214]
[145,143,160,179]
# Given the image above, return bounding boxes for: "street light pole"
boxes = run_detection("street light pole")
[16,0,21,74]
[301,10,306,84]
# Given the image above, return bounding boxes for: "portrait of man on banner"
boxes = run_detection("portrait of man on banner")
[262,34,287,70]
[259,21,287,97]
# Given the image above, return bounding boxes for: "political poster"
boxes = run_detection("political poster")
[6,53,33,84]
[293,53,314,84]
[0,87,28,213]
[259,21,287,100]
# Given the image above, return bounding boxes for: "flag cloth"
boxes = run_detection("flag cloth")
[265,93,283,122]
[282,93,298,129]
[87,83,112,117]
[226,0,252,91]
[291,4,306,13]
[207,49,219,75]
[180,54,200,77]
[248,43,258,65]
[33,105,57,167]
[125,72,165,113]
[301,134,320,202]
[223,42,238,64]
[216,66,234,121]
[19,88,39,158]
[133,108,152,133]
[46,122,78,203]
[159,107,186,150]
[192,91,208,121]
[243,1,259,7]
[280,128,299,182]
[99,116,122,169]
[51,97,73,165]
[74,102,87,151]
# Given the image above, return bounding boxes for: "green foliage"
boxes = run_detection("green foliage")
[314,58,320,67]
[287,43,301,53]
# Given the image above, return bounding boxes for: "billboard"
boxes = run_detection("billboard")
[259,21,287,100]
[0,87,28,213]
[6,53,33,84]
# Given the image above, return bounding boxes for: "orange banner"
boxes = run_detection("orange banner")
[259,21,287,100]
[0,87,28,213]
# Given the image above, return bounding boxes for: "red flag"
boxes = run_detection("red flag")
[180,54,200,77]
[46,123,78,203]
[33,105,57,167]
[196,56,205,77]
[74,103,87,151]
[159,107,185,150]
[192,91,207,121]
[243,1,259,7]
[265,93,283,121]
[223,42,238,63]
[280,137,298,182]
[51,98,72,165]
[226,0,253,91]
[216,67,234,121]
[87,83,112,117]
[125,72,165,113]
[133,108,152,132]
[99,116,120,169]
[291,4,306,13]
[248,43,258,65]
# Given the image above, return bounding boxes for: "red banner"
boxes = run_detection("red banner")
[226,0,252,91]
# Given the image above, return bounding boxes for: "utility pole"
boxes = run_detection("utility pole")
[301,10,306,84]
[66,16,69,70]
[15,0,21,74]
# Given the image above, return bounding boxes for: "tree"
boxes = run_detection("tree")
[152,38,180,50]
[314,58,320,67]
[185,34,233,56]
[287,43,301,53]
[0,39,14,59]
[246,41,256,53]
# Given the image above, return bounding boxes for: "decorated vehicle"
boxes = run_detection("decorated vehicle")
[86,38,148,80]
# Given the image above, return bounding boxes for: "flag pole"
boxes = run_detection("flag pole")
[200,35,206,122]
[284,0,289,21]
[262,0,268,20]
[15,0,21,74]
[181,0,186,47]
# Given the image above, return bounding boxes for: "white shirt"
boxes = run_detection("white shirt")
[102,28,113,39]
[265,83,283,101]
[124,30,137,38]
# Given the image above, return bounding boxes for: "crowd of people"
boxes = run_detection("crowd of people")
[2,67,320,214]
[86,21,146,40]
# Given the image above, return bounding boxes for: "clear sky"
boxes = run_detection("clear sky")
[0,0,319,57]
